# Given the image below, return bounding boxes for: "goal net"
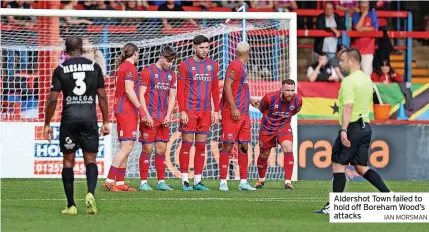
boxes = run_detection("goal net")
[0,8,297,180]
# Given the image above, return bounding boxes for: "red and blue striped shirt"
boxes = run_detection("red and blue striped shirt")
[139,64,177,119]
[221,59,250,114]
[259,91,302,135]
[177,57,220,113]
[113,61,138,114]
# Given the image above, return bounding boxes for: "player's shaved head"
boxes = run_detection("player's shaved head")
[342,48,361,63]
[65,36,83,56]
[236,41,250,56]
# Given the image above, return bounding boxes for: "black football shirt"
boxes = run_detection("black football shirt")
[51,57,105,123]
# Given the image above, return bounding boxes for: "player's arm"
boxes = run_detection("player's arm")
[293,96,303,115]
[224,64,240,121]
[176,63,187,113]
[164,84,177,125]
[138,68,151,119]
[44,68,61,143]
[124,69,146,117]
[95,64,110,136]
[340,80,354,147]
[211,62,220,113]
[258,94,270,113]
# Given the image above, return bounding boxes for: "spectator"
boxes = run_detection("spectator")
[275,0,297,12]
[158,0,199,30]
[330,44,347,80]
[334,0,359,13]
[314,1,345,60]
[351,0,378,76]
[371,60,402,84]
[182,0,218,10]
[82,0,97,10]
[5,0,38,77]
[372,60,414,111]
[306,52,338,82]
[250,0,274,9]
[82,38,107,77]
[62,0,93,25]
[5,0,37,28]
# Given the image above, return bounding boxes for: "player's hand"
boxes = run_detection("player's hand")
[145,115,154,128]
[231,107,240,122]
[250,98,260,108]
[180,111,188,126]
[211,112,219,125]
[340,131,351,148]
[43,124,53,143]
[100,122,110,136]
[162,114,171,127]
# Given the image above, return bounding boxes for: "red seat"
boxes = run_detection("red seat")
[146,5,158,11]
[182,6,202,11]
[247,8,275,12]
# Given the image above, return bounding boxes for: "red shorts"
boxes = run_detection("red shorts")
[259,124,293,152]
[179,110,212,135]
[139,119,170,144]
[115,113,139,141]
[220,110,251,144]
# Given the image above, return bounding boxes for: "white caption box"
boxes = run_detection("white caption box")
[329,192,429,223]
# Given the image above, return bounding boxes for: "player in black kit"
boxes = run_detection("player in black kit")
[43,36,110,215]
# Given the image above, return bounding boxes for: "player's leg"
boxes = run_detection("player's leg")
[104,114,138,191]
[179,110,197,191]
[61,152,77,215]
[354,128,390,192]
[83,152,98,215]
[138,121,158,191]
[218,110,237,191]
[236,114,255,191]
[255,149,271,189]
[193,111,211,190]
[279,139,294,190]
[59,123,78,215]
[78,121,104,214]
[154,141,173,191]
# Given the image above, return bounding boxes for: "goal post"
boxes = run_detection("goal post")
[0,8,298,180]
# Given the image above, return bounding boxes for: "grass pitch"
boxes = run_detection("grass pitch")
[2,179,428,232]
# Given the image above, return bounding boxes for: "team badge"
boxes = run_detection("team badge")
[132,131,137,138]
[143,133,149,139]
[126,72,133,78]
[168,75,172,80]
[207,65,212,71]
[227,133,234,140]
[289,105,295,111]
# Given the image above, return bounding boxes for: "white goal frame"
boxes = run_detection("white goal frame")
[0,8,298,180]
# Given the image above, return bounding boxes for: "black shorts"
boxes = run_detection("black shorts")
[331,121,372,166]
[60,121,99,154]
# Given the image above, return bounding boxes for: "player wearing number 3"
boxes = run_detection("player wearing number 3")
[104,43,147,192]
[44,36,110,215]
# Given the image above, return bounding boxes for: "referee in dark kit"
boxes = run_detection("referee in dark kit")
[315,48,390,214]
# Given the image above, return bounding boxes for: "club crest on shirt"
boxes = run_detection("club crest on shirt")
[207,65,212,71]
[289,105,295,111]
[168,75,172,80]
[227,133,234,140]
[126,72,133,78]
[143,133,149,139]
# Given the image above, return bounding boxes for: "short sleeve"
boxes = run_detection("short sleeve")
[95,63,105,89]
[139,68,151,86]
[341,79,354,104]
[124,64,137,82]
[177,62,188,80]
[259,94,270,112]
[225,62,238,81]
[352,13,360,27]
[51,67,62,92]
[170,71,177,89]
